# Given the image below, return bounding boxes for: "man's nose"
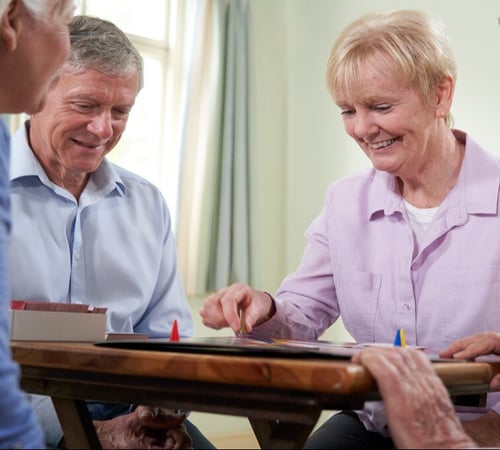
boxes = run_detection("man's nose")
[88,111,113,139]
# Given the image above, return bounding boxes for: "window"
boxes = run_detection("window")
[77,0,181,228]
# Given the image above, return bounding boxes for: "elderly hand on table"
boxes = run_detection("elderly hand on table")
[439,332,500,447]
[352,347,476,449]
[93,406,192,449]
[440,331,500,391]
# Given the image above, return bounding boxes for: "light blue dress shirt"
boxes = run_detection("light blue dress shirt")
[9,122,194,338]
[0,119,44,448]
[9,122,195,446]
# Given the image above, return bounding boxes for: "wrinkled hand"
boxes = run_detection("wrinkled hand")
[200,282,275,334]
[439,331,500,390]
[93,405,192,449]
[352,347,476,449]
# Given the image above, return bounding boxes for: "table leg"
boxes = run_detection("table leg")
[249,415,320,449]
[52,398,101,449]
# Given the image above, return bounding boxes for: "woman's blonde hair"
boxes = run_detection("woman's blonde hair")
[326,9,456,122]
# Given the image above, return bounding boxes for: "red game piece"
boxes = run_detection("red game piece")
[169,319,179,341]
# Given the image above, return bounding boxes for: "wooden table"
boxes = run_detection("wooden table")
[10,341,499,449]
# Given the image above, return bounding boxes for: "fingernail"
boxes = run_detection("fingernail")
[139,408,155,417]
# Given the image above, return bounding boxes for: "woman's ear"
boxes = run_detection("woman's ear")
[0,0,21,52]
[434,74,455,118]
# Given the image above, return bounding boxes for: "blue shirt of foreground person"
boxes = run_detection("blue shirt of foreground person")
[0,0,75,447]
[0,120,44,448]
[8,15,214,450]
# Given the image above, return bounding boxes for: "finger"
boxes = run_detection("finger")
[165,435,175,449]
[200,284,268,333]
[353,348,404,386]
[199,288,231,329]
[140,415,187,429]
[439,332,495,359]
[165,428,192,449]
[439,337,471,358]
[441,333,498,360]
[137,406,186,429]
[218,284,254,333]
[354,348,433,392]
[490,374,500,391]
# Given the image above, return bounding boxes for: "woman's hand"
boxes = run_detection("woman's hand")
[200,283,276,334]
[439,332,500,390]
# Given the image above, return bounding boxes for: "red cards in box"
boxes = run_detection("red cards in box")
[11,300,107,314]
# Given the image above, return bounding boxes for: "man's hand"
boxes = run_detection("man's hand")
[93,405,192,449]
[352,347,476,449]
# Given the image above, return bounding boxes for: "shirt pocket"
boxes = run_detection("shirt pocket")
[443,265,500,341]
[337,269,382,342]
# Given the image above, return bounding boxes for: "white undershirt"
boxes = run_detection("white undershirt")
[403,199,438,248]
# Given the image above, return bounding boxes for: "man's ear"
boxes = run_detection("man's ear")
[0,0,21,52]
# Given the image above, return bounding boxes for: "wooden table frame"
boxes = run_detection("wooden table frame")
[10,341,499,449]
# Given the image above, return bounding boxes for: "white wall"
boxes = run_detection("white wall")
[247,0,288,293]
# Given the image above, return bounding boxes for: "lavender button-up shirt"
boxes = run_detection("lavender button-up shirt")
[254,129,500,432]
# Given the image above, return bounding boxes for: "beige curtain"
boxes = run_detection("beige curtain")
[175,0,252,296]
[175,0,223,296]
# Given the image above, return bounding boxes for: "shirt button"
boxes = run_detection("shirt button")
[74,253,81,261]
[403,302,412,311]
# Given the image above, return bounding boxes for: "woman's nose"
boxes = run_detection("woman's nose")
[353,112,378,139]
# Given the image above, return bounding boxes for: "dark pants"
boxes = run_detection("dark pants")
[86,402,216,449]
[303,411,394,449]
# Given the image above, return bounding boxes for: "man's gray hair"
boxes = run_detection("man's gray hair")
[65,15,144,91]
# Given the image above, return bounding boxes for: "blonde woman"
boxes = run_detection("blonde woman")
[202,9,500,448]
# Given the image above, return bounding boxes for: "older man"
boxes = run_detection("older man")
[9,14,213,449]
